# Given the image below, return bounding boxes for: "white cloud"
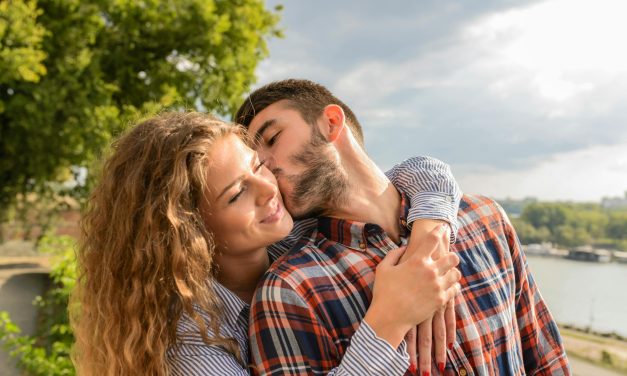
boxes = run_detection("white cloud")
[456,141,627,201]
[467,0,627,101]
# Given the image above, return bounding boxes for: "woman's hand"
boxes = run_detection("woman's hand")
[363,224,461,350]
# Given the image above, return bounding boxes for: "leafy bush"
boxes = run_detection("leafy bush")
[0,235,76,375]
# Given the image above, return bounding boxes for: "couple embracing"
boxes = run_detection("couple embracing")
[72,79,570,375]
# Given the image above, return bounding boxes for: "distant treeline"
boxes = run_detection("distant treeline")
[498,200,627,251]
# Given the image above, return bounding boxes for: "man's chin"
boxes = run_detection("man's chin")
[287,200,326,221]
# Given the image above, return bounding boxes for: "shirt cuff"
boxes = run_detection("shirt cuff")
[407,191,460,244]
[340,320,410,375]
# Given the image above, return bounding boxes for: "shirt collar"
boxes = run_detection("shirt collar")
[316,191,411,251]
[212,280,250,329]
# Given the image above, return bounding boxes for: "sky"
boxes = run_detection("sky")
[251,0,627,202]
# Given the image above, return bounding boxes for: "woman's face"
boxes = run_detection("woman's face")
[201,134,293,255]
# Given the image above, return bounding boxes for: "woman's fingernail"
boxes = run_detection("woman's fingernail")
[438,362,445,372]
[409,364,416,374]
[448,342,454,350]
[422,371,430,376]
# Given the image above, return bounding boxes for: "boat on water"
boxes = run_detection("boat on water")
[565,246,612,263]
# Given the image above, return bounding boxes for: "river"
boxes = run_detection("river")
[526,255,627,337]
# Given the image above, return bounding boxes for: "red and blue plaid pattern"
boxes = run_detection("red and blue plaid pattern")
[249,194,570,375]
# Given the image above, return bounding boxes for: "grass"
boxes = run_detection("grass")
[560,325,627,374]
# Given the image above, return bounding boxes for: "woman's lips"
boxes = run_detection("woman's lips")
[261,200,284,224]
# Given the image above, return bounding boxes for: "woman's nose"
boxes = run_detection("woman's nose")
[255,173,278,206]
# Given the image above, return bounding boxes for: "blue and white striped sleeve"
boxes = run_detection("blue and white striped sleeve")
[169,332,408,376]
[385,156,462,243]
[327,321,410,376]
[167,344,249,376]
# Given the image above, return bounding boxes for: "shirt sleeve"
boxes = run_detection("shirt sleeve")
[384,156,462,243]
[167,343,250,376]
[249,272,410,376]
[498,205,571,375]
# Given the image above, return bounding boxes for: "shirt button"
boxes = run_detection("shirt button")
[400,219,407,226]
[459,368,467,376]
[359,242,366,249]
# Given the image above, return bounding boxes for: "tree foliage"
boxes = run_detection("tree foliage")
[508,201,627,250]
[0,0,281,214]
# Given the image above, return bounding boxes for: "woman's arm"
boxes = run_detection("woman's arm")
[385,155,462,374]
[167,344,249,376]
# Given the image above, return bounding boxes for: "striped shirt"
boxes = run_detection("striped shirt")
[167,156,462,375]
[249,194,571,375]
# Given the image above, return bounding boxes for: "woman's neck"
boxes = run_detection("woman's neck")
[215,247,270,304]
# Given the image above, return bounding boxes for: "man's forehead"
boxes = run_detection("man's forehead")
[250,100,294,124]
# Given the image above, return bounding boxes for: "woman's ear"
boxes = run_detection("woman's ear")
[322,104,346,142]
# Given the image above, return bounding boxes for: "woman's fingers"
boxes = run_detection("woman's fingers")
[380,246,407,267]
[445,299,456,351]
[434,252,460,276]
[418,317,433,376]
[442,268,462,290]
[432,308,447,373]
[405,327,418,373]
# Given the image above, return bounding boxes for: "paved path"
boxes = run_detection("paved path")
[0,257,50,376]
[570,355,626,376]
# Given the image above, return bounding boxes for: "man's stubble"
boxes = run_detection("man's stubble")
[285,127,350,220]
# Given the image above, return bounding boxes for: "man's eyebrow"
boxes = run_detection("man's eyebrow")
[253,119,276,145]
[216,152,259,200]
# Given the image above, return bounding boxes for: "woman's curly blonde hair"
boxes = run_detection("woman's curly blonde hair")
[71,112,244,375]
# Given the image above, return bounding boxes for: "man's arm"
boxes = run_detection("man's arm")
[499,205,571,375]
[249,272,410,376]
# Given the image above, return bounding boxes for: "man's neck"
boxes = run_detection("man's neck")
[215,248,269,304]
[325,150,402,243]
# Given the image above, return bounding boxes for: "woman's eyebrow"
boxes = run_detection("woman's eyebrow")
[216,152,258,200]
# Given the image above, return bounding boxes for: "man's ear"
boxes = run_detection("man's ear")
[321,104,345,142]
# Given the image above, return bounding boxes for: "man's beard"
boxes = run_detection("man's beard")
[286,129,350,220]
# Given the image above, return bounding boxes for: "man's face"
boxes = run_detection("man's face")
[247,100,348,219]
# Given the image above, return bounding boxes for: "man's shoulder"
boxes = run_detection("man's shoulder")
[455,194,511,243]
[458,193,508,223]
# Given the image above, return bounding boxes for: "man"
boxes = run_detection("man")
[235,79,570,375]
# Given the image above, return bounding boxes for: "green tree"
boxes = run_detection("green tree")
[0,0,281,217]
[607,212,627,240]
[521,203,568,235]
[511,218,551,244]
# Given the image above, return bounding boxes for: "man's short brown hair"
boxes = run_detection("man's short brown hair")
[234,79,364,145]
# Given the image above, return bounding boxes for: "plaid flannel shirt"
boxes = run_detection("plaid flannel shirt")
[249,194,570,375]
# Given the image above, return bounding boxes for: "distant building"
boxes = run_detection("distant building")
[601,191,627,210]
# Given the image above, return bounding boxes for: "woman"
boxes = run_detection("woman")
[71,112,461,375]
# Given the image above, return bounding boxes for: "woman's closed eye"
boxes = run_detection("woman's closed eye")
[254,159,266,172]
[228,160,266,204]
